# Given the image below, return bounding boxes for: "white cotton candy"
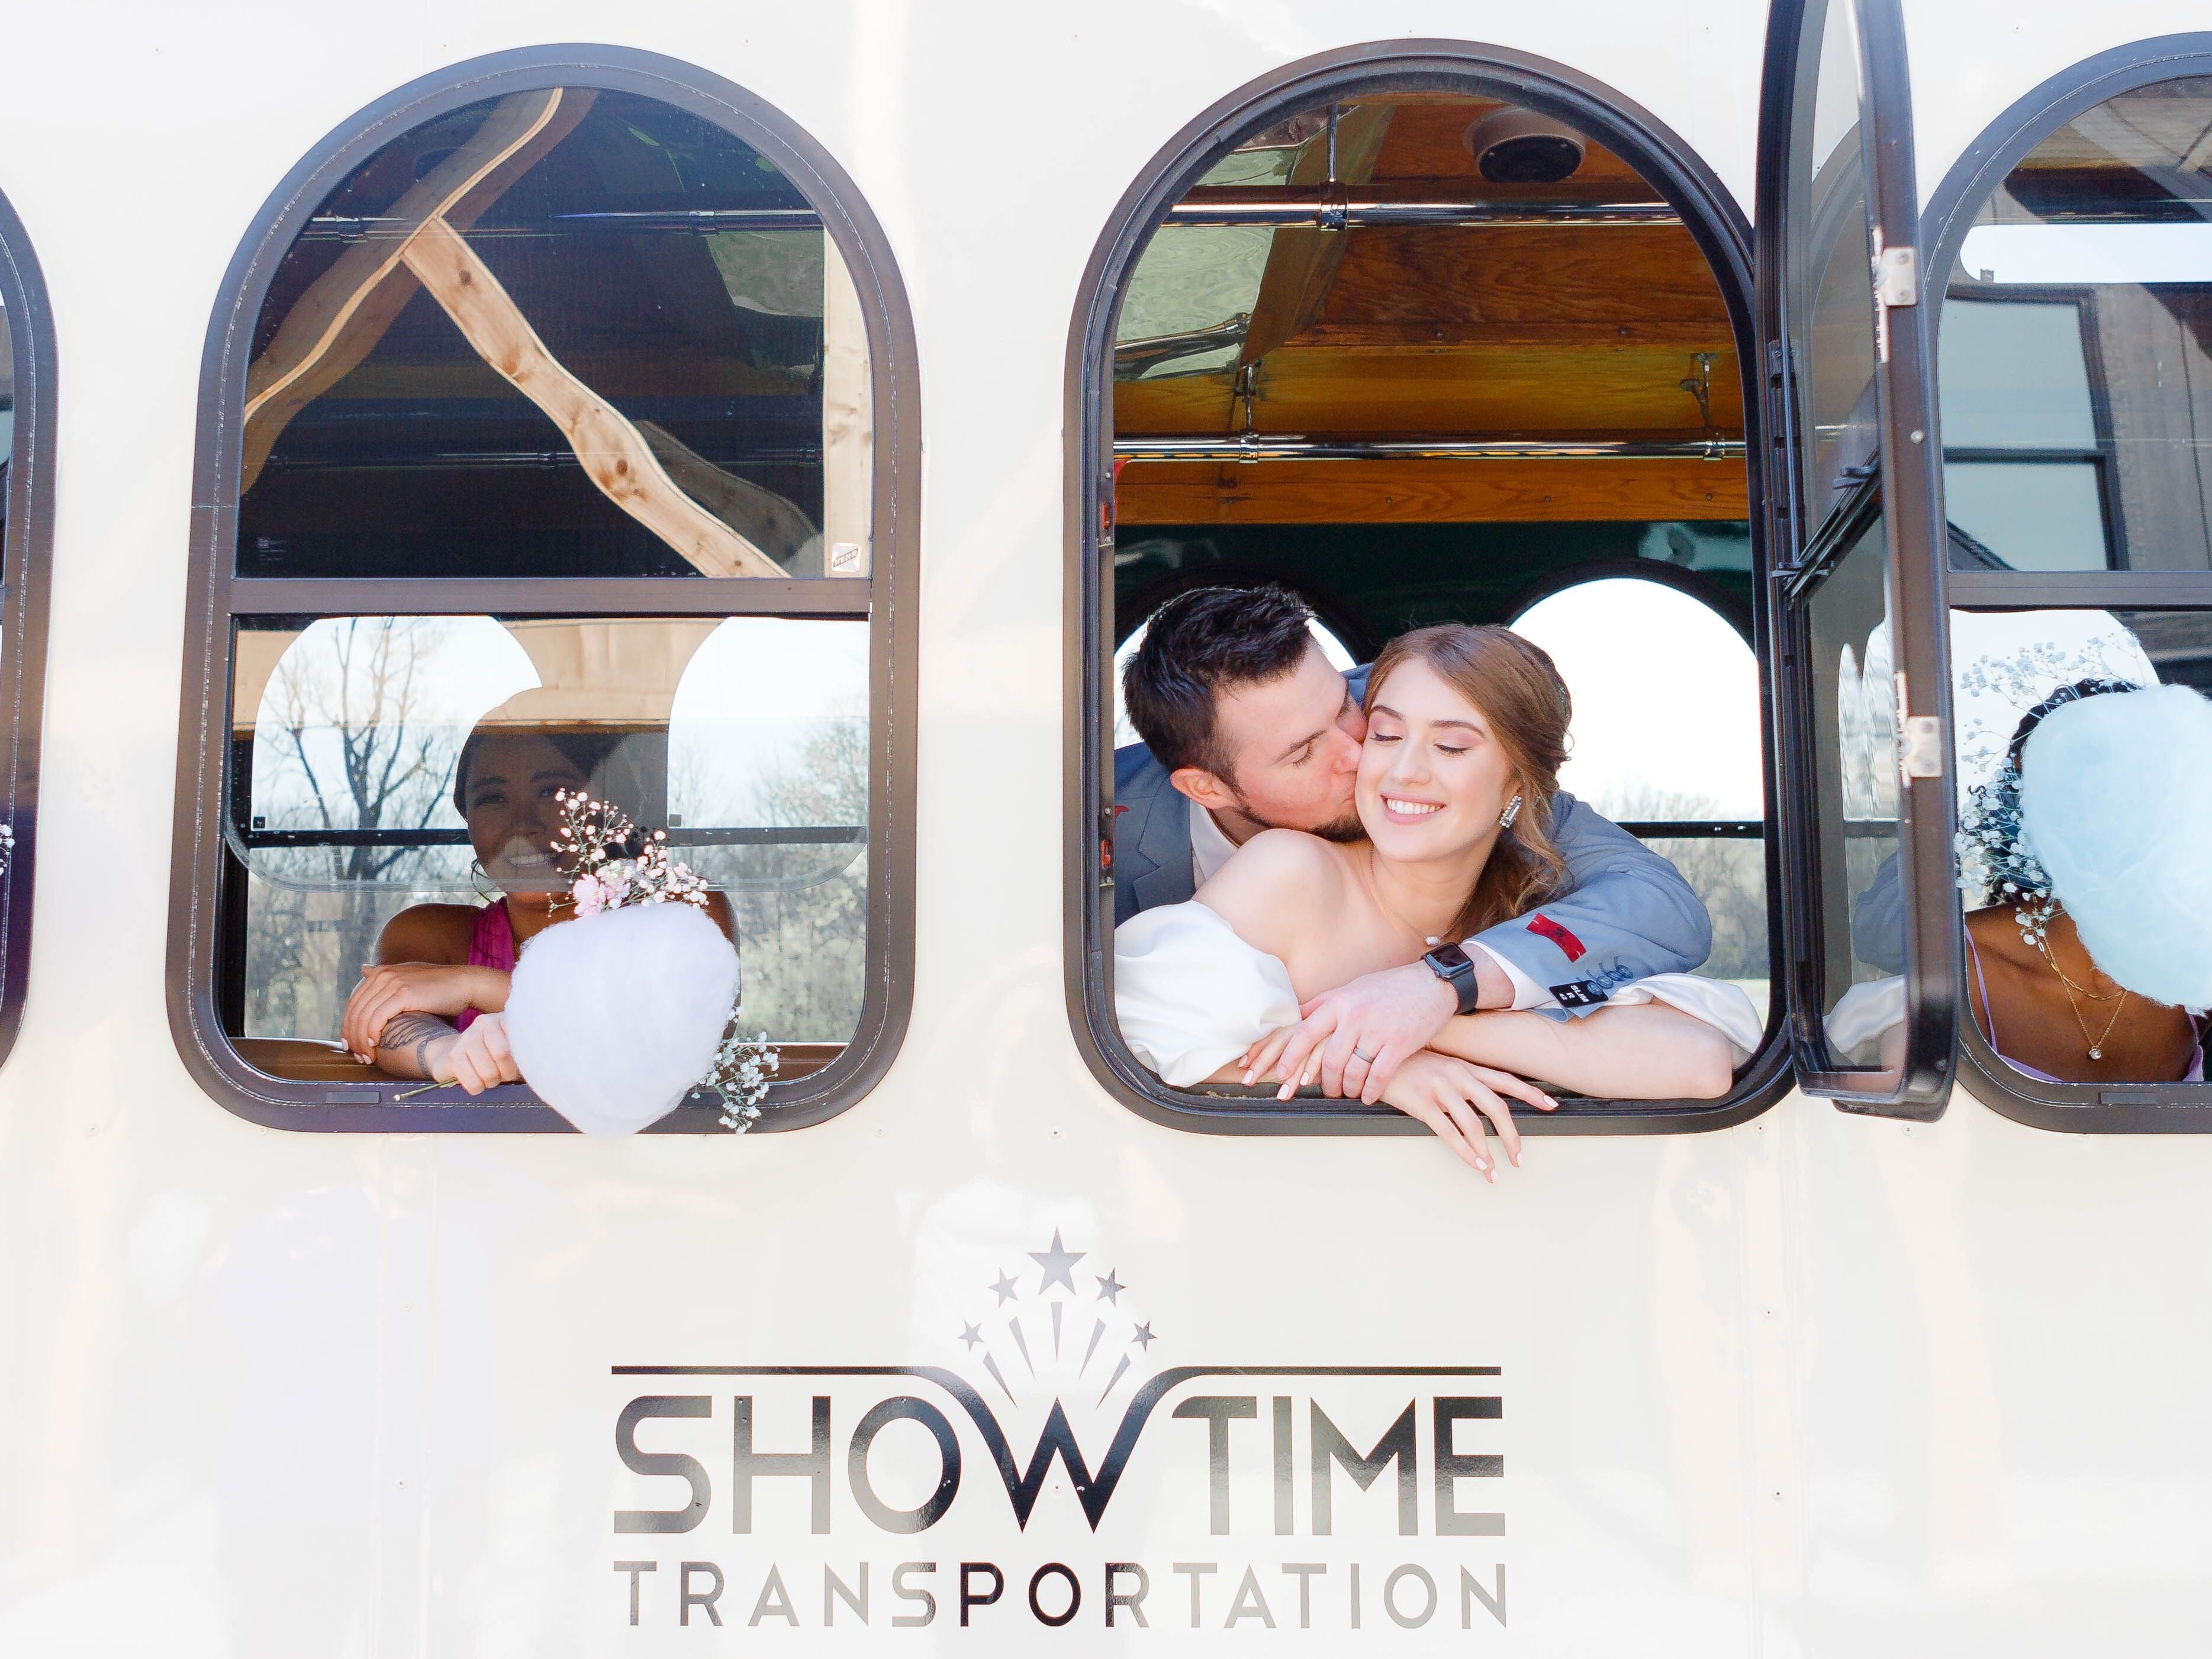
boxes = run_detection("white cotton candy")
[2020,683,2212,1009]
[504,902,740,1136]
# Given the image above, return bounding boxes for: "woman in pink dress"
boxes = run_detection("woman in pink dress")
[339,726,730,1093]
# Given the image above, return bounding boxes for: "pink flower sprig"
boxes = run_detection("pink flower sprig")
[550,790,711,915]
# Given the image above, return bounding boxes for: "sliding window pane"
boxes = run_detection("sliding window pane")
[231,614,868,1058]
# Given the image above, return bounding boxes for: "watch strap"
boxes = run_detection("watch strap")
[1422,943,1482,1016]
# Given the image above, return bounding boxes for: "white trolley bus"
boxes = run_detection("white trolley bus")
[5,1,2212,1650]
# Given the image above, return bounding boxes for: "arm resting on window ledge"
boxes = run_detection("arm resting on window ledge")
[1428,1003,1736,1100]
[375,1011,461,1081]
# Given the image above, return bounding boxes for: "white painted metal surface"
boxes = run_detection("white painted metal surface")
[0,3,2208,1652]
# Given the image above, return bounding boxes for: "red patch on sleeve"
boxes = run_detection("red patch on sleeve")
[1527,913,1587,961]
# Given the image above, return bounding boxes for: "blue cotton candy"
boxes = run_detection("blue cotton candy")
[2019,683,2212,1009]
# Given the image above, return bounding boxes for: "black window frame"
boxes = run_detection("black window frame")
[167,45,918,1133]
[1063,40,1794,1138]
[1922,32,2212,1133]
[1756,0,1962,1120]
[0,185,55,1071]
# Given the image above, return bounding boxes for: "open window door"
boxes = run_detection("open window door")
[1757,0,1957,1117]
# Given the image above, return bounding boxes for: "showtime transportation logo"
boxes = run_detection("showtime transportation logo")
[609,1232,1508,1637]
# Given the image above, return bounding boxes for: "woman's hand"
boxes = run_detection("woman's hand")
[1377,1050,1557,1181]
[343,962,508,1061]
[432,1012,523,1096]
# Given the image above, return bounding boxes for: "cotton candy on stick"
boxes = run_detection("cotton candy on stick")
[503,901,740,1136]
[2019,682,2212,1011]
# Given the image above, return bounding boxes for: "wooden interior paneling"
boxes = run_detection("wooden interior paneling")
[1239,102,1393,363]
[1116,457,1747,523]
[1320,225,1730,330]
[1117,344,1741,436]
[1111,92,1748,527]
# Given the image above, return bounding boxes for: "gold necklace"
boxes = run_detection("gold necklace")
[2037,935,2127,1060]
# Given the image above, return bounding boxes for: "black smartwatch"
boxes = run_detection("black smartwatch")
[1422,942,1483,1016]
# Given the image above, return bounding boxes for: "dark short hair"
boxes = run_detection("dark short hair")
[452,726,624,817]
[1122,585,1316,778]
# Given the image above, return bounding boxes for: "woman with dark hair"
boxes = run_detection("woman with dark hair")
[339,723,730,1091]
[1116,624,1758,1177]
[1957,678,2209,1084]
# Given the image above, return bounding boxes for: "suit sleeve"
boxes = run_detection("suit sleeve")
[1464,793,1713,1016]
[1849,853,1905,975]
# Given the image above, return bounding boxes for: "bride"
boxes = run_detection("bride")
[1115,623,1758,1178]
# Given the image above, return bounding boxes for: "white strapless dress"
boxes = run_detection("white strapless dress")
[1115,901,1764,1087]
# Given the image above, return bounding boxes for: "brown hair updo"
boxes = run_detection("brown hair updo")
[1363,624,1573,940]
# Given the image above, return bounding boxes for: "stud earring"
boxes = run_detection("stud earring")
[1499,794,1524,830]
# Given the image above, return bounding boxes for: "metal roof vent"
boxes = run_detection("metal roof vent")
[1463,109,1587,184]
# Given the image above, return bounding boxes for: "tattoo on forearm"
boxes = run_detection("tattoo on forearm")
[379,1012,456,1078]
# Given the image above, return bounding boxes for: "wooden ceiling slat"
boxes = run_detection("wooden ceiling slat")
[1321,224,1730,329]
[1116,456,1747,523]
[1116,344,1743,436]
[1288,318,1733,349]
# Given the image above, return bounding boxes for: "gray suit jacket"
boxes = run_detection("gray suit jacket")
[1112,669,1712,1006]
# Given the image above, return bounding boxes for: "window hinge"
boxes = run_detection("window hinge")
[1873,243,1918,308]
[1896,673,1942,779]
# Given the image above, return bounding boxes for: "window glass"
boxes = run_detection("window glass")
[1511,576,1767,1017]
[1949,607,2211,1086]
[1943,459,2106,571]
[1114,227,1272,380]
[1804,512,1903,1074]
[0,291,14,462]
[1510,578,1761,817]
[231,614,868,1059]
[241,88,872,581]
[1940,76,2212,571]
[1791,0,1879,527]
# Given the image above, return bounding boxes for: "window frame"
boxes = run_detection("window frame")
[167,46,919,1133]
[1921,33,2212,1132]
[0,185,55,1072]
[1755,0,1961,1120]
[1063,40,1794,1137]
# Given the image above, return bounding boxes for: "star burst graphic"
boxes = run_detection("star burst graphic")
[958,1230,1159,1409]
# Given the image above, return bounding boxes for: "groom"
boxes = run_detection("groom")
[1115,585,1712,1102]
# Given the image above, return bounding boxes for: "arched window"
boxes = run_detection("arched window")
[1924,37,2212,1125]
[168,49,916,1130]
[0,187,53,1070]
[1509,574,1769,1022]
[1066,45,1786,1133]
